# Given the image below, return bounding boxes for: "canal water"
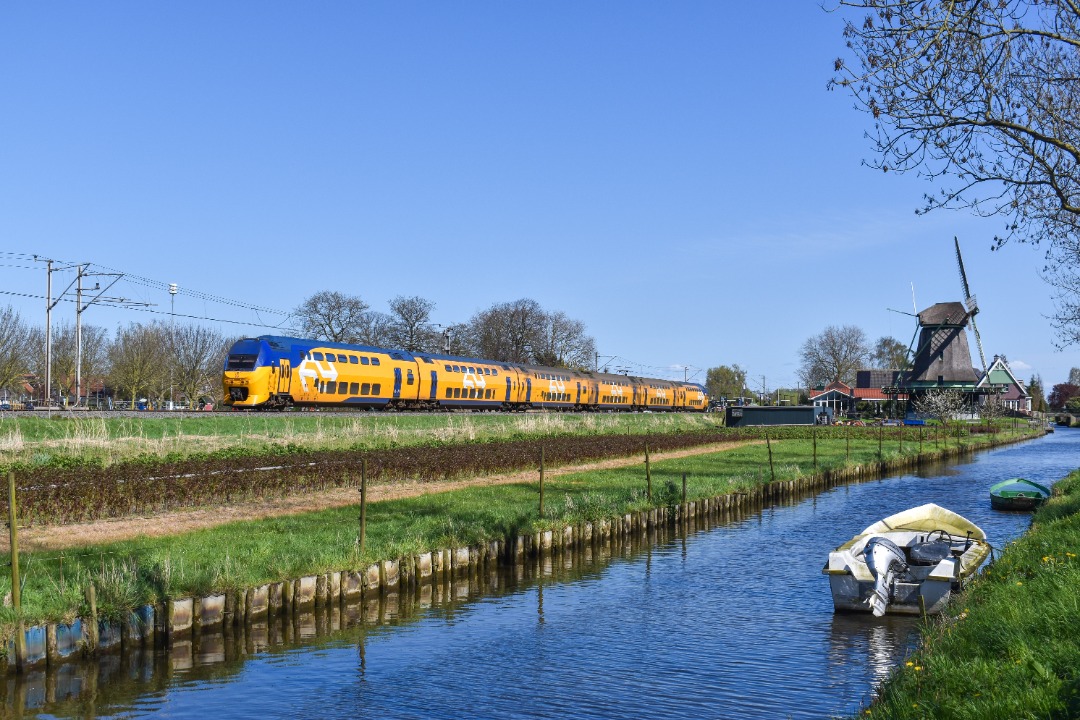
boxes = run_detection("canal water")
[13,429,1077,719]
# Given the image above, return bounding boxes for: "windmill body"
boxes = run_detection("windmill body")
[905,301,981,390]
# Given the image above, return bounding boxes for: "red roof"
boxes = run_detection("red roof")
[852,388,908,401]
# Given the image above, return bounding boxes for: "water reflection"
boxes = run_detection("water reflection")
[827,613,921,693]
[7,429,1075,719]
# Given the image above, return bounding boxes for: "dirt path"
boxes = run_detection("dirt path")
[18,440,755,552]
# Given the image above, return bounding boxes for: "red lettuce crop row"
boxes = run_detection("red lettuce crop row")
[4,430,754,526]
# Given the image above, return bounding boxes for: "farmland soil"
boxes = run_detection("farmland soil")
[17,440,755,552]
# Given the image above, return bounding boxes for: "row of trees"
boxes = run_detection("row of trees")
[292,292,596,368]
[0,305,232,407]
[0,292,599,406]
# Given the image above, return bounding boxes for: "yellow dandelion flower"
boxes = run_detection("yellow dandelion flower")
[914,666,923,671]
[1042,556,1050,563]
[906,661,914,667]
[1017,581,1023,586]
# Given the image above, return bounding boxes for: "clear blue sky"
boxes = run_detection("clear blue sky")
[1,2,1073,393]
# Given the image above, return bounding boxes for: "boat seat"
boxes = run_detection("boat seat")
[908,540,953,565]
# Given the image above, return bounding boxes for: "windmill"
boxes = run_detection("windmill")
[954,237,988,376]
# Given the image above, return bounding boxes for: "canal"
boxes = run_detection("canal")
[12,429,1077,719]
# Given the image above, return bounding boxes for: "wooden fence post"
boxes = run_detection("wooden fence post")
[358,459,367,553]
[765,429,775,483]
[645,441,652,501]
[8,471,25,671]
[539,446,545,517]
[681,472,687,504]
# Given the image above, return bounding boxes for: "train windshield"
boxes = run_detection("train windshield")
[226,354,258,371]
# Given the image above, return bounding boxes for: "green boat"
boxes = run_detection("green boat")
[990,478,1051,511]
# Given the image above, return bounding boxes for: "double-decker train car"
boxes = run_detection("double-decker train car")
[222,335,709,412]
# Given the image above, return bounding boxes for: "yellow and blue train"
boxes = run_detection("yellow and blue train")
[222,335,709,412]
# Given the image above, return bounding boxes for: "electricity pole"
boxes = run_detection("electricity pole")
[169,283,177,409]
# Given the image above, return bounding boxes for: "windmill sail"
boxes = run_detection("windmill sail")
[954,238,988,374]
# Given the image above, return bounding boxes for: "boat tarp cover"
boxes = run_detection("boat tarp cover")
[990,478,1051,498]
[859,503,986,541]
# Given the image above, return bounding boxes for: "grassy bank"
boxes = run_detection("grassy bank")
[856,469,1080,719]
[0,411,723,468]
[0,423,1038,639]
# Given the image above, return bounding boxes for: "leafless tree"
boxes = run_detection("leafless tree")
[829,0,1080,342]
[385,295,440,353]
[293,291,372,343]
[798,325,869,387]
[533,311,596,369]
[170,323,232,407]
[0,306,29,399]
[26,321,111,402]
[108,322,169,406]
[463,298,548,363]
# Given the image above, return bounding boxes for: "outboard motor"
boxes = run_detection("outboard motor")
[863,537,908,617]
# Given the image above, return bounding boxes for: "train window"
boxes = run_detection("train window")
[313,352,324,361]
[371,358,380,366]
[492,369,498,376]
[446,388,452,399]
[469,367,476,374]
[454,388,461,398]
[445,365,452,372]
[361,357,370,366]
[361,383,370,395]
[325,353,336,362]
[372,383,381,394]
[338,383,348,395]
[406,370,414,385]
[349,356,358,364]
[350,382,359,394]
[226,354,257,370]
[326,381,337,394]
[453,365,460,372]
[422,357,433,364]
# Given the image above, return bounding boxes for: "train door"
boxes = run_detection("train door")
[505,376,512,403]
[278,360,292,397]
[430,370,438,400]
[393,368,402,399]
[525,377,532,403]
[576,381,582,405]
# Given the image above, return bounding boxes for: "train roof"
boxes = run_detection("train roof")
[238,336,707,393]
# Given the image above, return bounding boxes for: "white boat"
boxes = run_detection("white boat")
[823,503,990,616]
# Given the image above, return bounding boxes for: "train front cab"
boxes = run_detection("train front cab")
[223,337,281,408]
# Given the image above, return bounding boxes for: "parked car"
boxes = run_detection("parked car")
[0,402,11,411]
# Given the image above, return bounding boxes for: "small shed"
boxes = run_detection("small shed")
[725,405,833,427]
